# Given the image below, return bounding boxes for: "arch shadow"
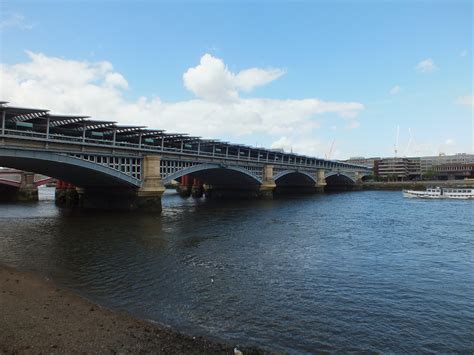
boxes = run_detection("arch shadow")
[325,172,356,191]
[274,170,316,186]
[0,148,141,188]
[163,163,263,187]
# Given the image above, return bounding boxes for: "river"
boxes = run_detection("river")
[0,187,473,353]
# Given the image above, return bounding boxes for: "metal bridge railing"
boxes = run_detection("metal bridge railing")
[1,128,370,173]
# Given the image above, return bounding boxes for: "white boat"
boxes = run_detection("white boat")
[403,187,474,199]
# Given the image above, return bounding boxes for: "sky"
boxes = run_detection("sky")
[0,0,472,159]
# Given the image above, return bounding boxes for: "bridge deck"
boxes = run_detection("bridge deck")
[1,103,370,173]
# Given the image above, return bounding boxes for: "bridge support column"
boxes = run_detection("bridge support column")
[18,172,38,201]
[353,172,364,190]
[136,155,166,212]
[177,175,192,197]
[315,169,327,193]
[191,178,204,198]
[354,171,363,183]
[259,165,276,199]
[55,180,78,207]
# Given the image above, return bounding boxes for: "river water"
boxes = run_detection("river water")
[1,187,473,353]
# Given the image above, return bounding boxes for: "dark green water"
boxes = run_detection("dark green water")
[1,188,473,353]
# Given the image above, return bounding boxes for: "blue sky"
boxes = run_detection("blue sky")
[1,0,472,159]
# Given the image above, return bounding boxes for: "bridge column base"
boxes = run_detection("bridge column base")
[315,184,326,193]
[315,169,327,193]
[191,179,204,198]
[17,187,39,201]
[177,185,191,198]
[204,185,261,199]
[258,184,275,199]
[191,186,204,198]
[17,172,38,202]
[259,165,276,199]
[135,155,166,212]
[55,187,78,207]
[74,188,164,212]
[135,190,164,213]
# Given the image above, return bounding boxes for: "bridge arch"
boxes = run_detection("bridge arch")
[163,163,263,186]
[324,171,356,183]
[0,148,141,188]
[0,177,21,188]
[34,177,56,187]
[274,170,316,187]
[324,171,356,191]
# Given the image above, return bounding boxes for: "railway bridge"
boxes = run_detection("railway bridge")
[0,168,54,201]
[0,102,370,211]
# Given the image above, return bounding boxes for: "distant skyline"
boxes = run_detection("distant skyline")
[0,0,472,159]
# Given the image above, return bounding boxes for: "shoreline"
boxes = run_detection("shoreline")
[0,263,265,354]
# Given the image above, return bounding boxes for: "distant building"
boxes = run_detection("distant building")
[345,157,380,169]
[375,157,420,181]
[432,163,474,180]
[420,153,474,174]
[344,153,474,181]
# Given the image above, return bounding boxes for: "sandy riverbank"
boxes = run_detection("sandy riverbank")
[0,264,265,354]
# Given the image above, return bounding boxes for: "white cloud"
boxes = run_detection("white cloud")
[0,52,364,155]
[445,138,455,146]
[104,72,128,89]
[183,53,285,102]
[389,85,401,95]
[271,136,326,156]
[455,95,473,107]
[0,13,34,31]
[415,58,438,73]
[460,50,468,57]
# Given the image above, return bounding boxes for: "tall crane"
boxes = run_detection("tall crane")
[325,139,335,159]
[394,125,400,157]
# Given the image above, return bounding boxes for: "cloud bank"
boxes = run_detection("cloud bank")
[0,51,364,156]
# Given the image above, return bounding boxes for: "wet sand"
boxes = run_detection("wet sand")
[0,264,265,354]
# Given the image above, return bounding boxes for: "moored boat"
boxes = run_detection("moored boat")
[403,187,474,199]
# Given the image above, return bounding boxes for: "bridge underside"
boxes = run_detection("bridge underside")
[0,149,362,210]
[0,156,136,188]
[173,168,358,198]
[182,168,260,187]
[325,173,356,191]
[173,168,262,198]
[0,151,162,211]
[274,172,317,195]
[0,184,22,201]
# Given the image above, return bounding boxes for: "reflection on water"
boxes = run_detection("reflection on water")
[0,188,473,353]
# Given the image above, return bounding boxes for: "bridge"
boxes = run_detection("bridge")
[0,168,54,201]
[0,102,370,211]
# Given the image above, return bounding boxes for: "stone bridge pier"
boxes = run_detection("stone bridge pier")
[0,171,39,202]
[315,169,327,193]
[259,164,277,199]
[56,155,165,212]
[17,172,38,201]
[136,155,166,211]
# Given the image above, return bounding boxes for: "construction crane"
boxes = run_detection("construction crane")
[325,139,335,159]
[394,125,400,157]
